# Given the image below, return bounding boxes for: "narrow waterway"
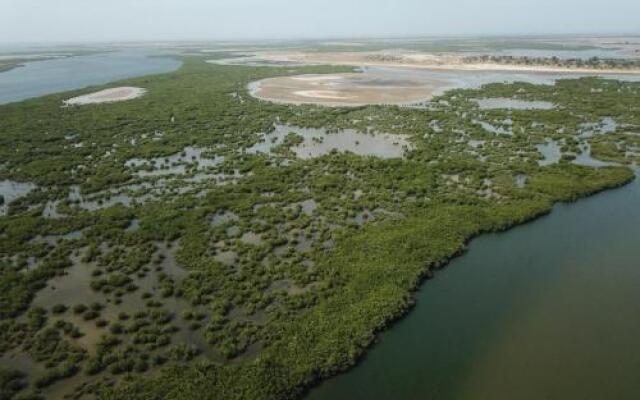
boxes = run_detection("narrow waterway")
[0,49,181,104]
[308,173,640,400]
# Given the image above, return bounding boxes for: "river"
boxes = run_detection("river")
[0,48,181,104]
[308,173,640,400]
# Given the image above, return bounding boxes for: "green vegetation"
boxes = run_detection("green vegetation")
[0,56,638,399]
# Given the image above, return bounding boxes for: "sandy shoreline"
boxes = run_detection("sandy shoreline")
[256,51,640,75]
[241,48,640,107]
[64,87,146,106]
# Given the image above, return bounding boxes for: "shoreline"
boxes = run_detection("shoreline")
[256,51,640,76]
[301,169,637,399]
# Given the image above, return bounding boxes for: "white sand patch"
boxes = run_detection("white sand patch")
[292,75,343,82]
[64,87,146,106]
[293,90,354,99]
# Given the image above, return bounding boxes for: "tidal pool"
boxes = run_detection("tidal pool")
[475,98,556,110]
[0,180,36,216]
[573,143,620,168]
[125,146,223,177]
[308,173,640,400]
[579,117,618,138]
[537,140,562,166]
[247,124,411,159]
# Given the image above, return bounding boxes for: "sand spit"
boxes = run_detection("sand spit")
[64,87,146,106]
[248,51,640,75]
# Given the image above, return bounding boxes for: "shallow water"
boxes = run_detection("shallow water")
[251,65,640,107]
[247,124,410,159]
[0,180,36,215]
[475,120,512,135]
[364,66,640,97]
[579,117,618,138]
[537,140,562,166]
[475,98,556,110]
[308,173,640,400]
[125,146,223,177]
[0,49,181,104]
[573,143,620,168]
[31,242,213,358]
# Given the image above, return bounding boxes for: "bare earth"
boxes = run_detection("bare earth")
[236,47,640,107]
[249,72,452,107]
[255,51,640,75]
[64,87,146,106]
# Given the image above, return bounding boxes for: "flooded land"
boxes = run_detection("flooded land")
[1,37,640,400]
[249,65,640,107]
[249,72,450,106]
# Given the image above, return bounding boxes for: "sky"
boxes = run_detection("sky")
[1,0,640,43]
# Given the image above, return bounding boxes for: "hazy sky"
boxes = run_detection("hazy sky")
[1,0,640,43]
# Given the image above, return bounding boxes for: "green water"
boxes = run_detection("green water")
[308,175,640,400]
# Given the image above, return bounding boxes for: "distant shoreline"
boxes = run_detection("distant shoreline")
[256,51,640,76]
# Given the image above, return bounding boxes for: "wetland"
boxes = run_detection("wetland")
[1,40,640,400]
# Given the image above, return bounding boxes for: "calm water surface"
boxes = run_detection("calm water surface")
[309,173,640,400]
[0,49,181,104]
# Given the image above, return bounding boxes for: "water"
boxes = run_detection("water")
[579,117,618,138]
[537,140,562,166]
[573,143,620,168]
[515,174,528,188]
[252,66,640,108]
[0,180,36,215]
[247,125,411,159]
[31,242,213,358]
[0,49,181,104]
[308,174,640,400]
[475,98,556,110]
[475,120,512,136]
[365,66,640,97]
[125,146,224,177]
